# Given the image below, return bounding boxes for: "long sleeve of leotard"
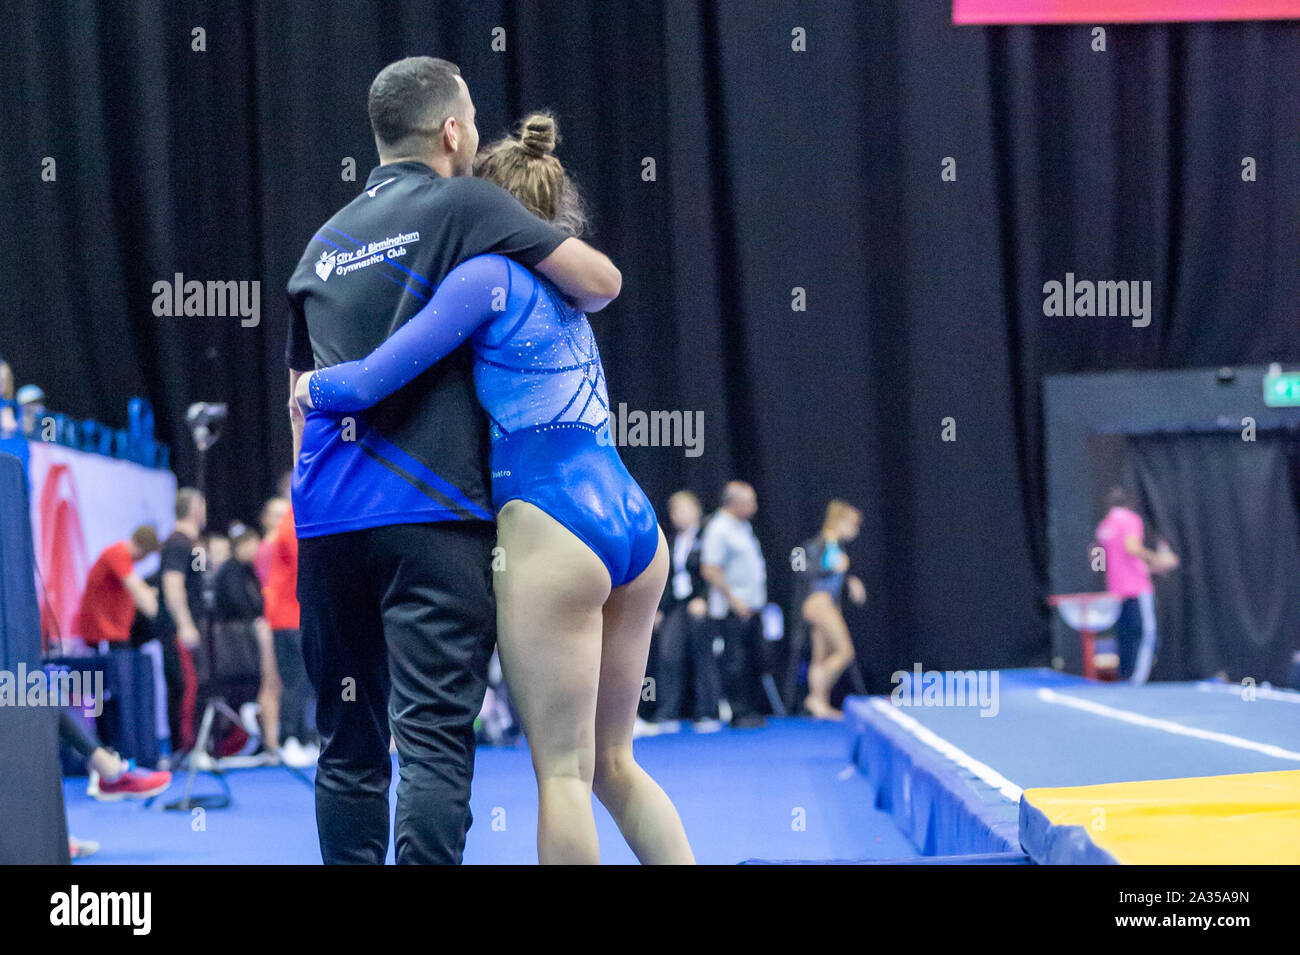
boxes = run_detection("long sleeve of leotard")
[308,254,515,412]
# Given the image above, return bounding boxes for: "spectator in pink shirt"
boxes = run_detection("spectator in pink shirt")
[1095,487,1179,684]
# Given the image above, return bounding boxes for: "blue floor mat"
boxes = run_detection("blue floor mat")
[65,718,918,865]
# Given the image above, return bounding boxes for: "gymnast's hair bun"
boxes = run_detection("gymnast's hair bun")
[519,113,559,157]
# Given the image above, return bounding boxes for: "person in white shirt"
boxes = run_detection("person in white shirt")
[700,482,769,728]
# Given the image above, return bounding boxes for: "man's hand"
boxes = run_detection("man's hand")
[730,598,753,621]
[123,572,159,620]
[177,623,200,649]
[535,237,622,313]
[687,596,708,620]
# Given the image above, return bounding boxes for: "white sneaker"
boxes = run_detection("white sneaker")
[239,702,261,737]
[280,737,317,768]
[692,719,723,733]
[655,720,683,734]
[632,718,659,738]
[189,749,217,772]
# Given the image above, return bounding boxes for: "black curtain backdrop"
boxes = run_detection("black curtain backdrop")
[1130,434,1300,685]
[2,2,1297,690]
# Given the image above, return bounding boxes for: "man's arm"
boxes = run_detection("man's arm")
[701,563,750,620]
[122,572,158,619]
[162,570,199,647]
[452,178,622,314]
[534,237,622,313]
[289,369,305,462]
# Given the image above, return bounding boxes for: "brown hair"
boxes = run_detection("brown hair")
[473,112,588,237]
[668,490,701,512]
[175,487,203,521]
[130,524,161,555]
[821,499,861,538]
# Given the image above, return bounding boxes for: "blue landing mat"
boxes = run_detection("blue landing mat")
[66,718,918,864]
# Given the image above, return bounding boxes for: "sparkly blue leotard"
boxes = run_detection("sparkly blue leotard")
[308,254,659,587]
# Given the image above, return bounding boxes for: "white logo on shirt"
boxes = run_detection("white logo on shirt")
[314,250,337,282]
[366,177,396,198]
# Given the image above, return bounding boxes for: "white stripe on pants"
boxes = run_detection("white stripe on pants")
[1130,590,1157,685]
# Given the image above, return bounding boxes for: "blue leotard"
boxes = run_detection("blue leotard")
[813,539,846,600]
[308,254,659,587]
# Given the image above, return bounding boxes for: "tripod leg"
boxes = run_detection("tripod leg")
[179,701,218,808]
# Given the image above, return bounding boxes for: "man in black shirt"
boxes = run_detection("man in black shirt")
[286,57,621,864]
[159,487,207,753]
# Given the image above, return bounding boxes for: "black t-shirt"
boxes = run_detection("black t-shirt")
[286,162,568,527]
[159,530,204,627]
[213,560,263,622]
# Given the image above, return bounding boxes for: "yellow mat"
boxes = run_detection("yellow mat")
[1022,770,1300,864]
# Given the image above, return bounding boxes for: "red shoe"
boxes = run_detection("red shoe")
[90,767,173,801]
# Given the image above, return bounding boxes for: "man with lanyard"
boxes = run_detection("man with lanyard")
[285,56,621,864]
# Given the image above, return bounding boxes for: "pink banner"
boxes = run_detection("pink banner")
[954,0,1300,23]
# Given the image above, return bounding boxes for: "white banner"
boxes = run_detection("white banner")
[26,440,176,647]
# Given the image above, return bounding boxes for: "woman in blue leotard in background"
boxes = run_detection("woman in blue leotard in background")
[297,114,693,864]
[799,500,867,720]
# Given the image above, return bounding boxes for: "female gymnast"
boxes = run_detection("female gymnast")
[296,113,694,865]
[800,500,867,719]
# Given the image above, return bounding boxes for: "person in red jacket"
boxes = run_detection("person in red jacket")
[264,503,315,765]
[69,525,172,825]
[76,525,161,645]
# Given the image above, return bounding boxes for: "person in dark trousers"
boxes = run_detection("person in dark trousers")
[212,527,280,757]
[700,481,769,729]
[285,56,621,864]
[158,488,207,754]
[264,501,315,764]
[651,491,720,728]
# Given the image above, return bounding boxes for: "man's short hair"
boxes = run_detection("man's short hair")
[722,481,752,506]
[368,56,463,155]
[131,524,160,555]
[1106,486,1132,510]
[176,487,203,521]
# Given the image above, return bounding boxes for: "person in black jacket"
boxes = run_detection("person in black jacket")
[649,492,721,728]
[212,527,281,757]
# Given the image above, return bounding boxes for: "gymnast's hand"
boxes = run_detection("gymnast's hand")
[846,575,867,606]
[294,371,316,411]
